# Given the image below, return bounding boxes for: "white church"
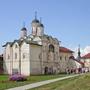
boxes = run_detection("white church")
[3,16,61,75]
[3,15,82,76]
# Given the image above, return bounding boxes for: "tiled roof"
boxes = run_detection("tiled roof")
[75,60,84,65]
[59,47,74,53]
[3,37,42,47]
[69,56,84,65]
[2,42,12,47]
[81,53,90,59]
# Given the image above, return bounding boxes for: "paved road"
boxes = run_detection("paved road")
[7,74,80,90]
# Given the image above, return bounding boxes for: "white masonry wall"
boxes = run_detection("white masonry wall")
[30,44,42,75]
[3,44,11,74]
[21,42,30,76]
[12,42,19,74]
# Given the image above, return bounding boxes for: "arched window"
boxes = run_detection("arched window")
[49,44,54,52]
[60,56,62,60]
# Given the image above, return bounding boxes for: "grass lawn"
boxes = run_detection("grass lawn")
[31,73,90,90]
[0,74,67,90]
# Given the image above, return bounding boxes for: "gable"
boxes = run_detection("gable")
[21,41,29,49]
[33,37,41,42]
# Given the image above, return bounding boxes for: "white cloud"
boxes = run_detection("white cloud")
[83,46,90,54]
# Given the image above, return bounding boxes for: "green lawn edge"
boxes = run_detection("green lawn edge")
[0,74,67,90]
[30,73,90,90]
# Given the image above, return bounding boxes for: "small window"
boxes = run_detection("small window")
[49,44,54,52]
[60,56,62,60]
[15,53,17,59]
[23,53,25,59]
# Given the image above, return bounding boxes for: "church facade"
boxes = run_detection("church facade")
[3,17,60,75]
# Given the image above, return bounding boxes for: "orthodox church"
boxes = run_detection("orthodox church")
[3,16,60,75]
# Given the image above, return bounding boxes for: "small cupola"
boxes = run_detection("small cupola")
[32,19,40,24]
[31,12,40,36]
[31,12,44,36]
[39,23,44,28]
[20,27,27,38]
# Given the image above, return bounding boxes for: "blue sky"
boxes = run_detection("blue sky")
[0,0,90,53]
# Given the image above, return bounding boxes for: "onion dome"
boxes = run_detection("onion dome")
[40,23,44,27]
[32,19,40,23]
[21,27,27,31]
[38,23,44,27]
[20,26,27,38]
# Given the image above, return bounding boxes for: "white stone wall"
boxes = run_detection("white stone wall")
[30,44,42,75]
[12,42,19,74]
[21,42,30,75]
[41,36,60,74]
[3,32,62,75]
[4,42,30,75]
[3,44,11,74]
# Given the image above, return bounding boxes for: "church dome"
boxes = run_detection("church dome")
[38,23,44,27]
[21,27,27,31]
[32,19,40,23]
[40,23,44,27]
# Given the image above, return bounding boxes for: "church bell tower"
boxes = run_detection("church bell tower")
[31,12,44,36]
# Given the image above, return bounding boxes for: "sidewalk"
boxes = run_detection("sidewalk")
[7,74,80,90]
